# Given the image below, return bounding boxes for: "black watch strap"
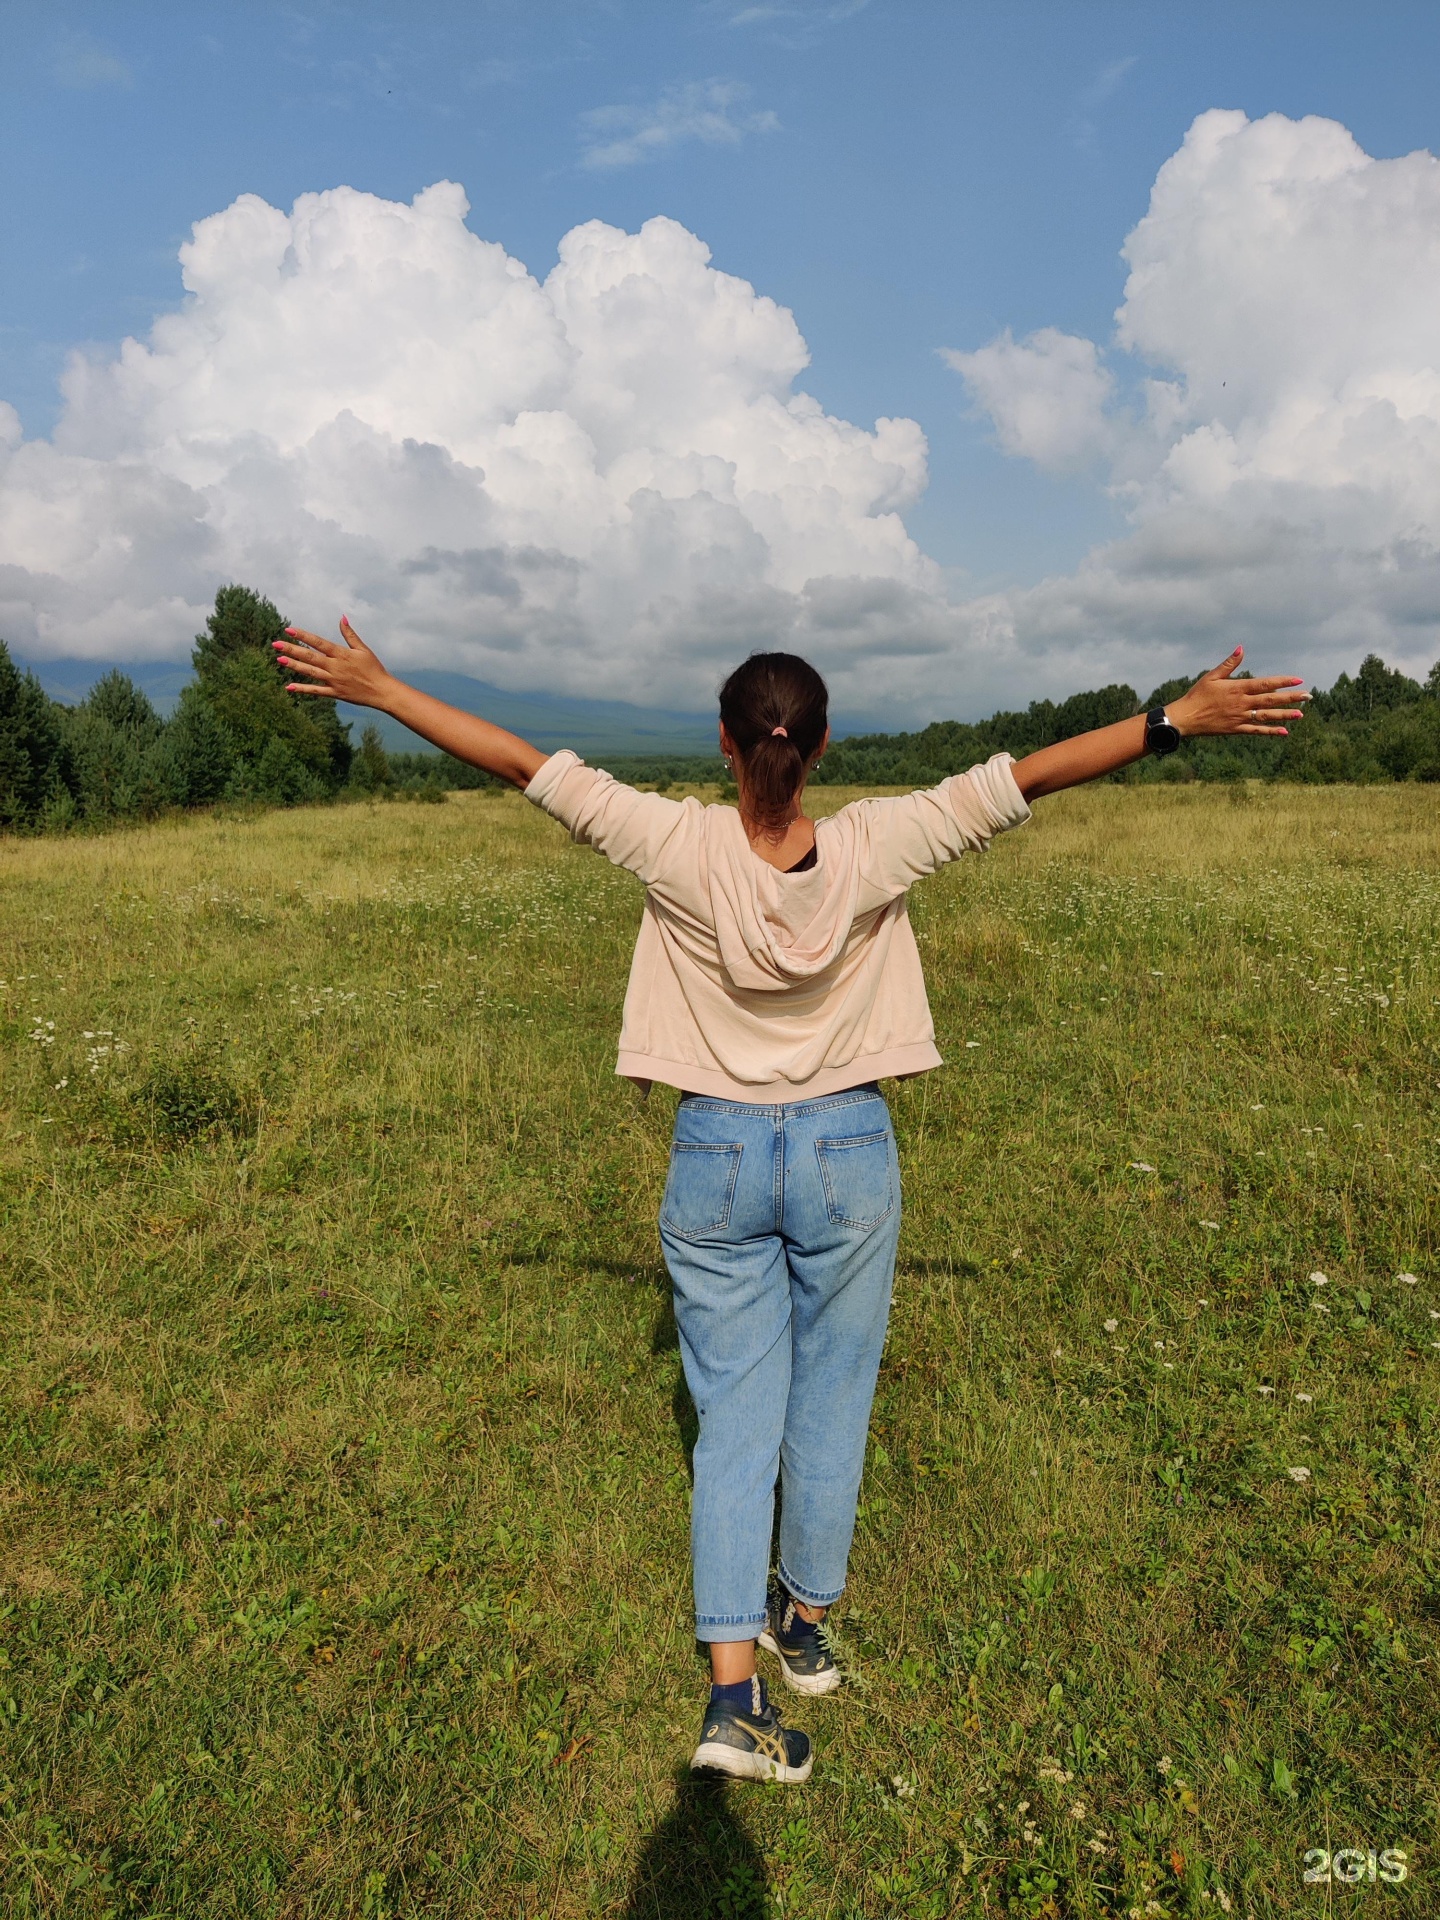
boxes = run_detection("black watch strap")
[1144,707,1182,757]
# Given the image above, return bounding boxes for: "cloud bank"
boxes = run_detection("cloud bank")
[0,183,946,713]
[949,109,1440,690]
[4,110,1440,722]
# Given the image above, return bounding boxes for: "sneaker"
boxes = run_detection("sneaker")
[690,1677,814,1783]
[758,1585,842,1695]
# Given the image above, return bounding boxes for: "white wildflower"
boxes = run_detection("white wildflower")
[1157,1755,1172,1775]
[1397,1272,1420,1286]
[1257,1386,1274,1397]
[1199,1220,1220,1230]
[1129,1161,1156,1173]
[1309,1273,1329,1286]
[1294,1391,1313,1403]
[1104,1319,1119,1333]
[1286,1467,1311,1483]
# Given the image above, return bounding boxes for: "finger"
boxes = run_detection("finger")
[1235,724,1292,736]
[276,652,332,681]
[1206,646,1244,680]
[281,626,341,655]
[338,615,368,651]
[1241,676,1309,694]
[284,683,338,698]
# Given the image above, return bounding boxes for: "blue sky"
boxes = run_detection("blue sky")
[5,1,1440,717]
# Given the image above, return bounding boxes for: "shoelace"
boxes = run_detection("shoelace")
[782,1599,833,1657]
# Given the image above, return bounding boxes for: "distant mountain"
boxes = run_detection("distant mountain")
[16,657,724,758]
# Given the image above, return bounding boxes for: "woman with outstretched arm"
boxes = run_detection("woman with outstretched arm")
[276,619,1306,1783]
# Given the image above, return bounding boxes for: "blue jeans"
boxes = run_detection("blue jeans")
[658,1085,902,1643]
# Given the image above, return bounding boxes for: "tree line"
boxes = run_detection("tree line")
[806,654,1440,788]
[0,585,495,830]
[3,582,1439,831]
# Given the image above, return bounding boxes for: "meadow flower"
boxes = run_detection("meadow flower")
[1313,1302,1331,1314]
[1156,1756,1172,1775]
[1199,1220,1220,1230]
[1286,1467,1311,1483]
[1104,1318,1119,1333]
[1397,1272,1420,1286]
[1250,1103,1264,1110]
[1309,1272,1329,1286]
[1129,1161,1156,1173]
[965,1040,982,1048]
[1294,1391,1313,1403]
[1257,1386,1274,1396]
[891,1774,917,1798]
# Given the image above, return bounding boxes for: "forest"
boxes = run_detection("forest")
[3,582,1438,829]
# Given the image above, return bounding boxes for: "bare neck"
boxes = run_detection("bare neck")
[739,803,816,871]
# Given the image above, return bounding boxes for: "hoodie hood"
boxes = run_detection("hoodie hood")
[706,808,863,993]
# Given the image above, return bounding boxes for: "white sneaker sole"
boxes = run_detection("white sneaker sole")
[757,1629,843,1696]
[690,1739,814,1783]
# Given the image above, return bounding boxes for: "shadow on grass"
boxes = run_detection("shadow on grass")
[622,1771,768,1920]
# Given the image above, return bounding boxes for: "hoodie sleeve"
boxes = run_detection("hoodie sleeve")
[524,750,697,885]
[845,752,1031,904]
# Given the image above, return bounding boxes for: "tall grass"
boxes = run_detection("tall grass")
[1,781,1436,1918]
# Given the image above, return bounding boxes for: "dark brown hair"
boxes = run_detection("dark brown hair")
[718,651,829,833]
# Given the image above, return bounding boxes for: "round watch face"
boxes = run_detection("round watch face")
[1147,714,1182,756]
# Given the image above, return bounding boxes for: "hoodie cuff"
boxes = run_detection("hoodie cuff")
[523,748,583,811]
[969,751,1032,834]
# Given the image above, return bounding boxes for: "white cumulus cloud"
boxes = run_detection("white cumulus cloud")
[0,182,952,713]
[949,108,1440,688]
[943,327,1117,471]
[7,111,1440,727]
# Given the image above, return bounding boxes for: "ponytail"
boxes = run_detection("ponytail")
[718,653,829,833]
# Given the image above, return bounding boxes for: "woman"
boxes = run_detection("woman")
[275,620,1305,1783]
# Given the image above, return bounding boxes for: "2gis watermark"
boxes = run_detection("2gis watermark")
[1303,1847,1408,1886]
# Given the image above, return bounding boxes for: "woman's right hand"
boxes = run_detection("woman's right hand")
[274,617,395,709]
[1168,647,1308,737]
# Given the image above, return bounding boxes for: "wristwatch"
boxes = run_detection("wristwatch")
[1144,707,1182,757]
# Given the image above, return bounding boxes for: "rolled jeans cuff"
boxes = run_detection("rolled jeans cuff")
[696,1612,769,1644]
[777,1561,845,1609]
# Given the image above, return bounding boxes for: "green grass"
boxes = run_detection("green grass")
[1,780,1437,1918]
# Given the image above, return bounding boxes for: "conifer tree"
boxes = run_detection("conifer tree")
[0,640,74,826]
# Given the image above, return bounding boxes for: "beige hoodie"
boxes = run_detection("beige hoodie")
[525,749,1031,1101]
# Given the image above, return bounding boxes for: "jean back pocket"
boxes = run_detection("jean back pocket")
[660,1142,744,1237]
[814,1130,894,1230]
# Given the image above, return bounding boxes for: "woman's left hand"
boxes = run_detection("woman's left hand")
[1169,647,1308,737]
[274,618,395,710]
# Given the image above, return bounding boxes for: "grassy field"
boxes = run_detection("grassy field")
[1,779,1437,1919]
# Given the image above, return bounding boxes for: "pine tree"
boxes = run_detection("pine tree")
[349,724,394,795]
[0,640,75,827]
[191,585,352,797]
